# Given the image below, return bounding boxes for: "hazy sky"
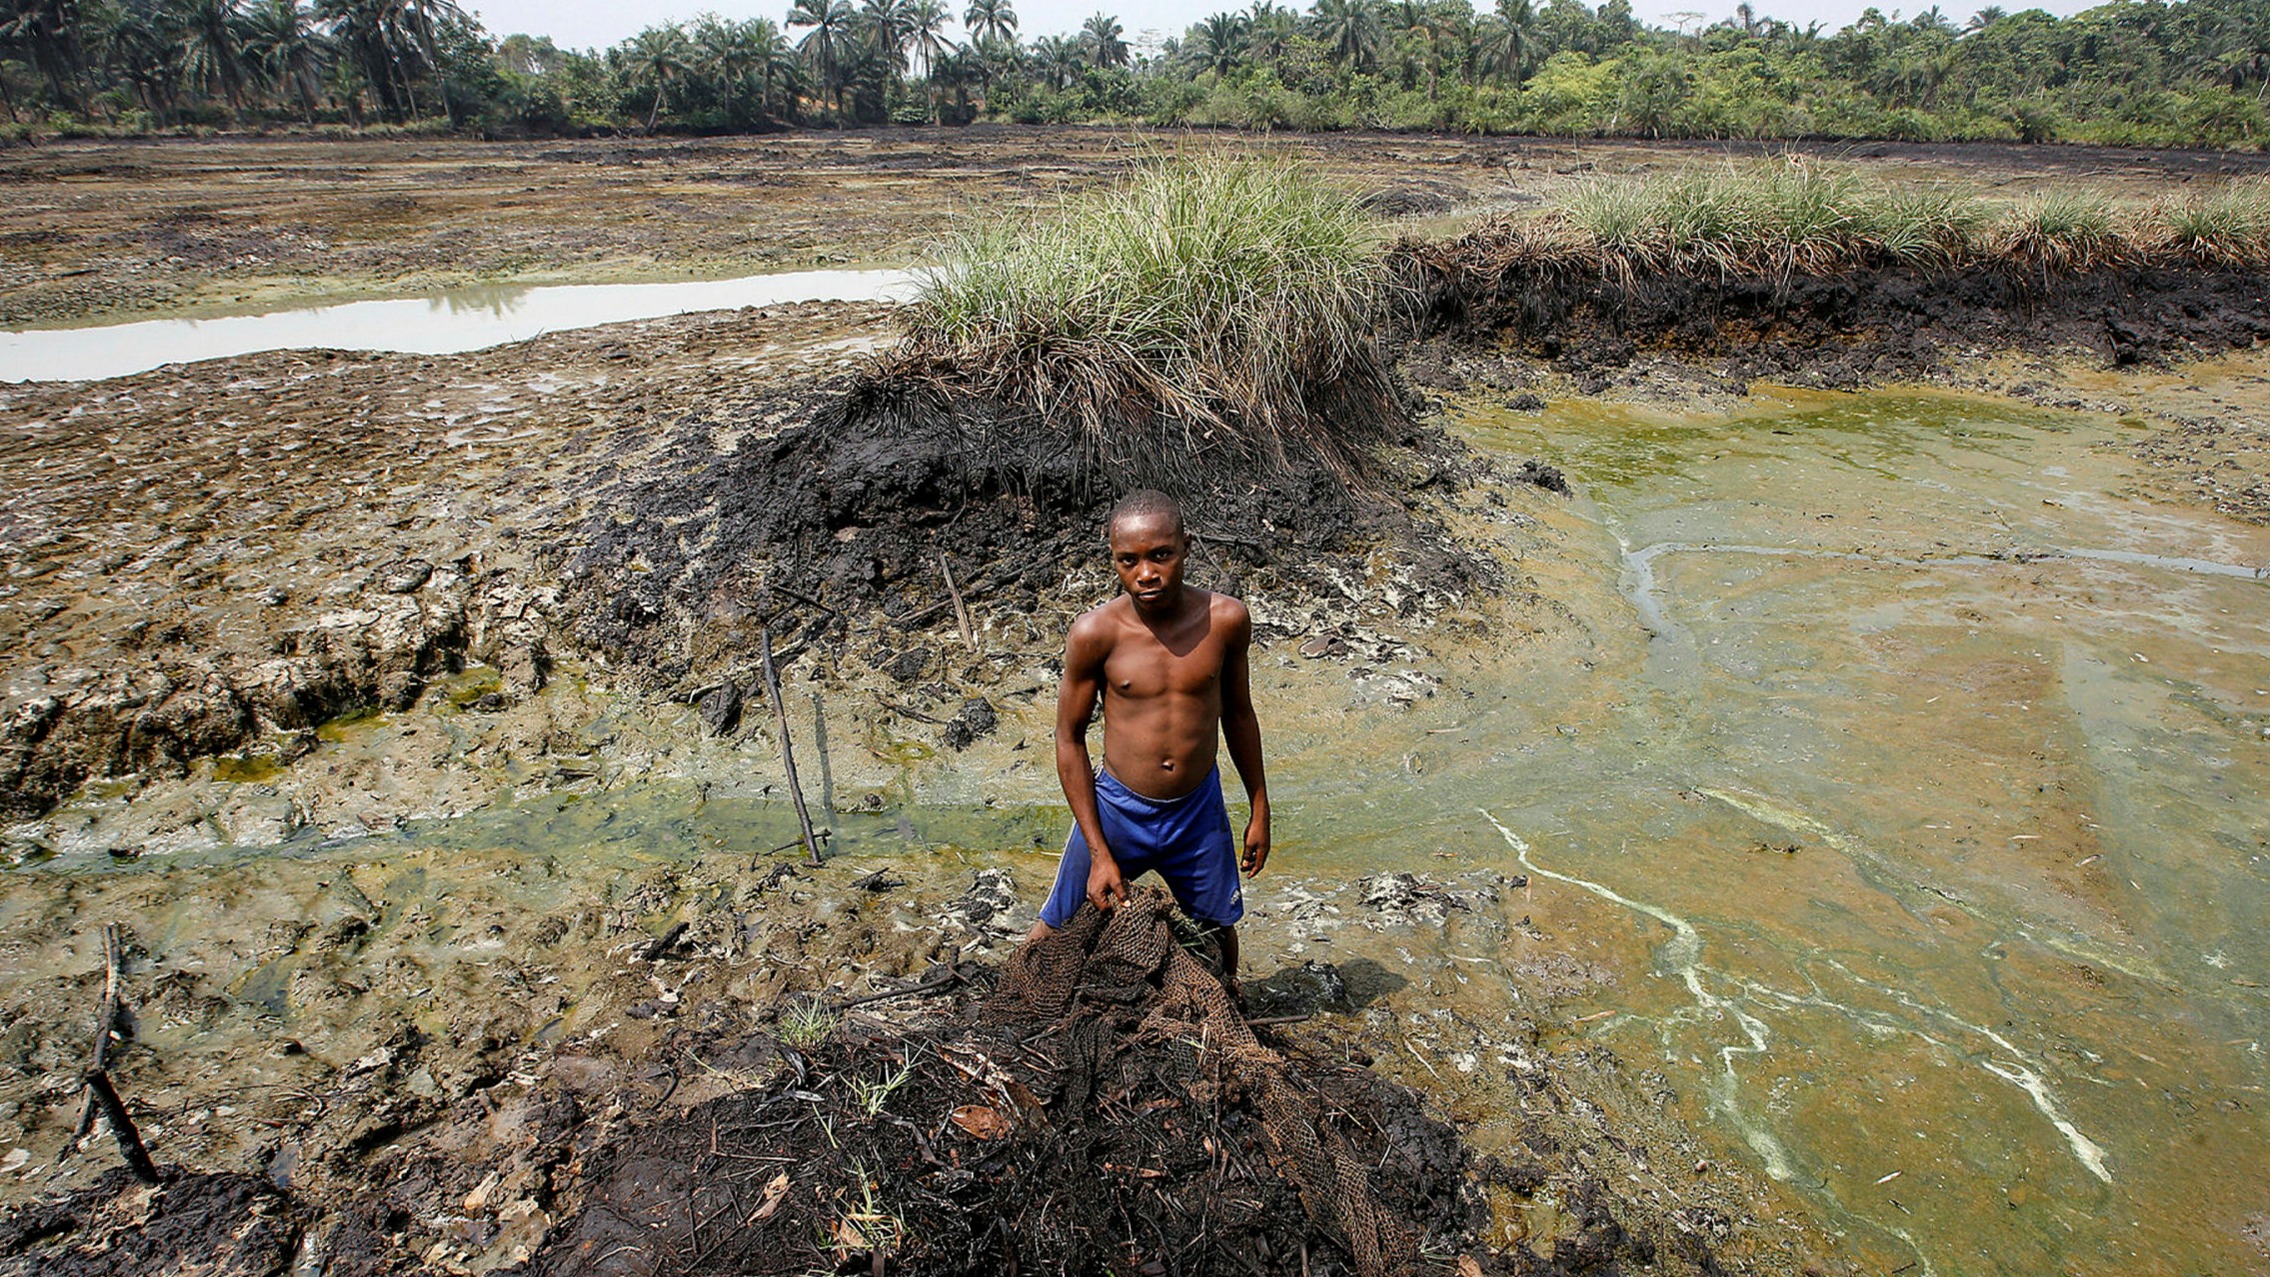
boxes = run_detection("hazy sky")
[467,0,2104,54]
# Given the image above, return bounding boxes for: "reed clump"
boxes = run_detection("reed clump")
[885,153,1401,483]
[1445,162,2270,281]
[2154,177,2270,268]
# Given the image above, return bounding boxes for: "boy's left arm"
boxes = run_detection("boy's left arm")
[1220,601,1270,877]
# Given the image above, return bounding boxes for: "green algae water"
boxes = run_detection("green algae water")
[1360,387,2270,1276]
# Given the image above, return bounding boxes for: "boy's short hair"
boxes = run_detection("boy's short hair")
[1108,489,1184,538]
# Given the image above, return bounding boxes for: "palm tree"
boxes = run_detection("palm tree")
[1309,0,1381,73]
[1030,32,1081,88]
[1,0,95,113]
[95,0,183,121]
[1479,0,1531,84]
[1079,11,1126,68]
[857,0,911,73]
[243,0,326,120]
[1193,10,1246,76]
[693,15,755,116]
[627,23,688,130]
[1966,6,2004,31]
[1245,1,1292,63]
[316,0,462,122]
[176,0,248,114]
[750,17,799,118]
[905,0,950,79]
[963,0,1014,46]
[787,0,853,121]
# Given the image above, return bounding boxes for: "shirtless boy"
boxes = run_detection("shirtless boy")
[1029,489,1270,985]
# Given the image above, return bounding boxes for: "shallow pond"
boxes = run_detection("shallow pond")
[0,268,918,382]
[1414,387,2270,1275]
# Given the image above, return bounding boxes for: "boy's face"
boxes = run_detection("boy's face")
[1108,513,1188,616]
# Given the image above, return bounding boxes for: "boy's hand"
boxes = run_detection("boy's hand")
[1086,852,1126,912]
[1242,811,1271,878]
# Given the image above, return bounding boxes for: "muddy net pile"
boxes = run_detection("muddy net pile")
[531,888,1478,1276]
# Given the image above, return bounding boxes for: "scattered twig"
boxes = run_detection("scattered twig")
[850,868,904,893]
[73,923,126,1142]
[760,618,825,869]
[940,553,979,653]
[643,922,691,962]
[1242,1015,1313,1028]
[82,1070,158,1185]
[828,966,964,1012]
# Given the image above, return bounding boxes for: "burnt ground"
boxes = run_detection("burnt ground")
[548,371,1495,716]
[8,128,2270,328]
[0,886,1824,1277]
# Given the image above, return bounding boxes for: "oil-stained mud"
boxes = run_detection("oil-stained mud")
[550,372,1499,712]
[1398,252,2270,392]
[0,1168,309,1277]
[0,888,1784,1277]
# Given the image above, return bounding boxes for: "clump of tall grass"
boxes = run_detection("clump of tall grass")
[1536,161,1988,279]
[1999,189,2128,274]
[1447,163,2270,284]
[888,153,1399,481]
[2154,178,2270,268]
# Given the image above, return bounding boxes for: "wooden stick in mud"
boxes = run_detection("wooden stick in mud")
[939,553,979,653]
[72,923,125,1142]
[82,1070,158,1185]
[760,620,825,869]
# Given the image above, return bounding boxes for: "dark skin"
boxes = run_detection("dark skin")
[1028,510,1271,982]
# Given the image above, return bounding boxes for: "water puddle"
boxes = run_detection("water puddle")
[0,268,918,383]
[1442,387,2270,1275]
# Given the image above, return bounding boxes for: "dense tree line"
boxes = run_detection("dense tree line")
[4,0,2266,146]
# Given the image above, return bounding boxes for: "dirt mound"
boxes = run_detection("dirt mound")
[1397,243,2270,387]
[552,374,1492,696]
[0,1168,309,1277]
[531,888,1481,1276]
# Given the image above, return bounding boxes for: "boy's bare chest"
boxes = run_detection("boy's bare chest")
[1103,637,1222,701]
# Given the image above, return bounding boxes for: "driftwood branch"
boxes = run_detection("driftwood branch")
[760,620,825,869]
[73,923,125,1142]
[83,1070,158,1185]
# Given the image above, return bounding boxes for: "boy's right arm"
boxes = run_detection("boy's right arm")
[1055,613,1124,912]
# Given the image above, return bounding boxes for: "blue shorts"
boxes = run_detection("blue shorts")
[1041,766,1244,928]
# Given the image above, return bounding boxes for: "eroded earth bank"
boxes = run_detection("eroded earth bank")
[3,130,2268,1277]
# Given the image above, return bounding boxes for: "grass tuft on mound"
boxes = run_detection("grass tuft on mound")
[2157,177,2270,268]
[1446,162,2270,282]
[888,153,1401,482]
[1547,161,1987,278]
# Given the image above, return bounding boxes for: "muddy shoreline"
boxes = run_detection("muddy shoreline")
[4,131,2268,1275]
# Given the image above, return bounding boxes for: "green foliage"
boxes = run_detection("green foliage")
[895,152,1395,471]
[776,995,838,1047]
[3,0,2267,145]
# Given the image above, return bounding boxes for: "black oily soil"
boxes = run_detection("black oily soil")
[0,1169,309,1277]
[548,374,1489,691]
[1402,259,2270,387]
